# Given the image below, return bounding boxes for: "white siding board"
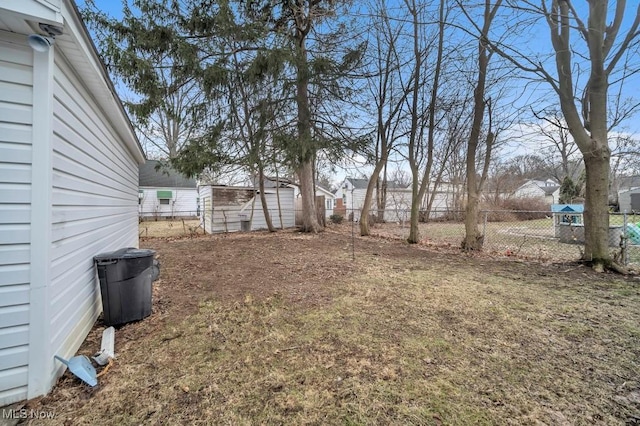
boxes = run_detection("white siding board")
[0,142,31,163]
[0,103,31,125]
[0,163,30,183]
[0,346,28,371]
[250,190,295,230]
[0,224,29,245]
[0,81,32,105]
[0,264,29,286]
[0,304,29,328]
[0,245,29,265]
[48,53,139,374]
[0,182,30,203]
[53,64,137,183]
[139,187,198,217]
[49,215,136,266]
[0,60,32,86]
[0,284,29,306]
[0,205,30,224]
[52,205,129,223]
[0,366,28,396]
[0,123,31,145]
[0,43,32,406]
[0,325,28,350]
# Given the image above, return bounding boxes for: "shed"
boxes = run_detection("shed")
[139,160,198,219]
[0,0,145,405]
[618,187,640,213]
[199,185,295,233]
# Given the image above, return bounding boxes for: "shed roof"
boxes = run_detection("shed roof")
[345,178,409,190]
[139,160,196,188]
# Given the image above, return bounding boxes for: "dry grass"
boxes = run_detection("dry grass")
[24,229,640,425]
[138,219,202,238]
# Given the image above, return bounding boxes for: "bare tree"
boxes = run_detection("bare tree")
[485,1,640,270]
[407,0,447,244]
[460,0,503,251]
[359,0,413,236]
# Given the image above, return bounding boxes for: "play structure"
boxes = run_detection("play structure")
[627,223,640,245]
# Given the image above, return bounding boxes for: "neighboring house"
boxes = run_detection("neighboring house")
[335,177,457,221]
[618,187,640,213]
[0,0,145,406]
[257,176,336,221]
[314,185,336,218]
[139,160,198,218]
[513,179,560,205]
[199,185,295,233]
[292,184,336,221]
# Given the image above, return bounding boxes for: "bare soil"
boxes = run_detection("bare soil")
[17,224,640,425]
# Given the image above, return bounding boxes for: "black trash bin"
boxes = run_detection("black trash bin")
[94,248,156,326]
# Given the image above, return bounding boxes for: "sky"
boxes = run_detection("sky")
[77,0,640,186]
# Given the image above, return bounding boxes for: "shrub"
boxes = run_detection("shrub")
[330,214,344,224]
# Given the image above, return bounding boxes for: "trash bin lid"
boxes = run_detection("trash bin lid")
[94,247,156,263]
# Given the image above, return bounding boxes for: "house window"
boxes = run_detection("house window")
[326,199,332,210]
[157,190,172,206]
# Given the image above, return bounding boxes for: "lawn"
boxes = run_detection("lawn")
[24,227,640,425]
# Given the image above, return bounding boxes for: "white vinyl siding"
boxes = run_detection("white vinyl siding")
[49,54,138,362]
[139,187,198,218]
[0,38,32,405]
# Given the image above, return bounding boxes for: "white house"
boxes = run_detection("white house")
[618,187,640,213]
[139,160,198,218]
[0,0,145,405]
[199,185,295,233]
[335,177,457,221]
[513,179,560,205]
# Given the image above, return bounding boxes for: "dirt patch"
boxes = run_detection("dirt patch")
[20,226,640,425]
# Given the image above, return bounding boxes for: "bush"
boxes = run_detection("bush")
[330,214,344,224]
[482,197,550,221]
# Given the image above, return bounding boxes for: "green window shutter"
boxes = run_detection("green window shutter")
[157,190,173,199]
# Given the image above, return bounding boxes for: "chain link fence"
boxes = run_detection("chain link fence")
[333,208,640,268]
[139,209,200,221]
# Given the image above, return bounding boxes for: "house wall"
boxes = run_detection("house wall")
[619,188,640,212]
[0,34,33,406]
[48,52,139,387]
[139,187,198,218]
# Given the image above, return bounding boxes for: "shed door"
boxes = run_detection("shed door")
[631,193,640,211]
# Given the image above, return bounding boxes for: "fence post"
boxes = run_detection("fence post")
[482,211,488,244]
[623,212,629,266]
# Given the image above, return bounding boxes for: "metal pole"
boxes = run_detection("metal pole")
[351,188,355,261]
[482,211,488,244]
[623,212,629,266]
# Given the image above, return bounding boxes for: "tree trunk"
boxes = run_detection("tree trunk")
[360,154,388,236]
[582,146,611,269]
[257,166,276,232]
[293,10,321,233]
[297,160,321,232]
[461,0,500,251]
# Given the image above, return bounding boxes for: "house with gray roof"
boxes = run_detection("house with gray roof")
[513,179,560,205]
[139,160,198,218]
